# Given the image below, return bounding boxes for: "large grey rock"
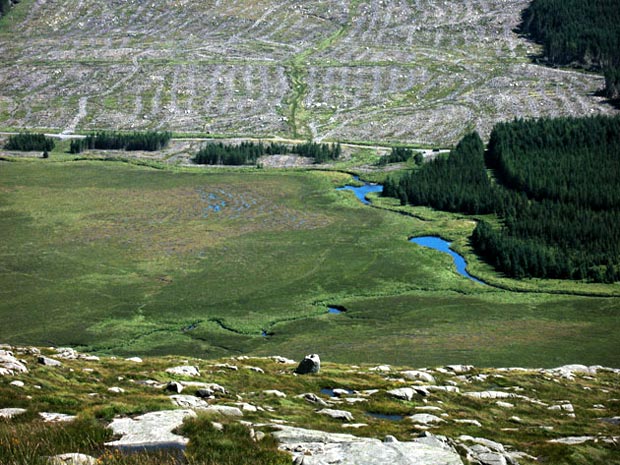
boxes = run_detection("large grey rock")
[165,365,199,377]
[544,364,597,379]
[273,425,463,465]
[295,354,320,374]
[38,356,62,367]
[317,408,354,422]
[548,436,595,445]
[445,365,474,374]
[387,387,416,401]
[47,453,98,465]
[299,393,329,407]
[0,407,27,419]
[0,350,28,375]
[106,410,196,449]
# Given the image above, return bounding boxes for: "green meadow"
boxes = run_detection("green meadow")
[1,160,619,367]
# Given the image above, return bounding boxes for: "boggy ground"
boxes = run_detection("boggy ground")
[0,0,616,145]
[1,159,619,367]
[0,345,618,464]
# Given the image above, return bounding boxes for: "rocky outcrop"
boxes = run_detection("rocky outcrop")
[0,350,28,375]
[295,354,320,374]
[273,425,464,465]
[105,410,197,449]
[47,453,98,465]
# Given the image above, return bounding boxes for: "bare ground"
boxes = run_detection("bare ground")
[0,0,616,145]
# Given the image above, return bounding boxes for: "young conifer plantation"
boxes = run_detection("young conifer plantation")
[383,115,620,283]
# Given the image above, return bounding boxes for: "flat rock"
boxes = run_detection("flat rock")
[106,410,196,449]
[125,357,143,363]
[0,407,27,419]
[165,365,199,377]
[264,389,287,398]
[408,414,444,425]
[369,365,391,372]
[548,436,596,445]
[170,394,209,409]
[299,393,329,406]
[464,391,513,400]
[454,419,482,427]
[47,453,97,465]
[10,380,25,387]
[108,387,125,394]
[318,408,354,422]
[273,425,463,465]
[40,412,77,422]
[203,405,244,417]
[271,356,296,364]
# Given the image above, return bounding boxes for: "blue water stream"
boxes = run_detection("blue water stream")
[338,177,485,285]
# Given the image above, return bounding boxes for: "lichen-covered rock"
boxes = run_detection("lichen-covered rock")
[387,387,416,401]
[402,370,436,384]
[169,394,209,409]
[317,408,354,422]
[408,414,445,425]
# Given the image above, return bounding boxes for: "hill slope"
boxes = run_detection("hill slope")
[0,0,616,144]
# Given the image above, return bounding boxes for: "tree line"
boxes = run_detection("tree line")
[519,0,620,99]
[193,141,341,166]
[4,133,55,152]
[382,115,620,283]
[69,131,172,153]
[377,147,423,166]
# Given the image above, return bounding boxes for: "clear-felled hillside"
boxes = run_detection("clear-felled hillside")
[0,0,616,144]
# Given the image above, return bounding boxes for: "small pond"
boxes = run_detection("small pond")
[365,412,404,421]
[320,388,354,397]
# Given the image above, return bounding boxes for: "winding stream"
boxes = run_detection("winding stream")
[338,177,485,285]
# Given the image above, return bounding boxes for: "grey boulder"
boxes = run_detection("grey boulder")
[295,354,320,374]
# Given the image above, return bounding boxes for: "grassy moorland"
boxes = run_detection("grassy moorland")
[0,346,619,465]
[1,157,619,368]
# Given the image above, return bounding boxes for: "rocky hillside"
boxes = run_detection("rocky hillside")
[1,345,619,464]
[0,0,616,145]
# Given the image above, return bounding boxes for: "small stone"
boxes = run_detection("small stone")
[9,380,25,387]
[108,387,125,394]
[264,389,286,398]
[445,364,474,374]
[125,357,143,363]
[214,363,238,371]
[299,393,328,406]
[496,401,514,408]
[247,366,264,373]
